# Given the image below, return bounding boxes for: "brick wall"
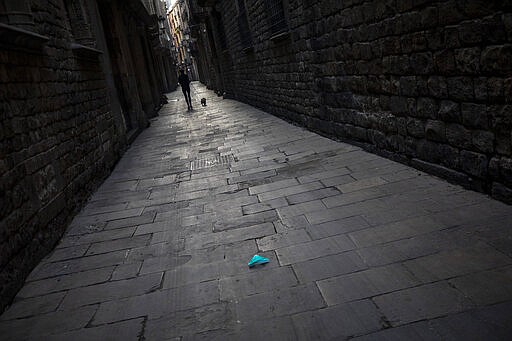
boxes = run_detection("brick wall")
[205,0,512,202]
[0,0,126,310]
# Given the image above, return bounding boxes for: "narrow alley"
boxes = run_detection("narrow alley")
[1,83,511,340]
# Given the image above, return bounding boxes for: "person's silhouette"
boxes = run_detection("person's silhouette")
[178,70,192,110]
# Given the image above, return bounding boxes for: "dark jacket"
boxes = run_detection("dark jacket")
[178,73,190,89]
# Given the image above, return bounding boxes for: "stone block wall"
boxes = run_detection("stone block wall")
[0,0,126,311]
[206,0,512,202]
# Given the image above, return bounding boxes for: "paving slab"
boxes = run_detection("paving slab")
[57,226,137,248]
[292,300,384,340]
[0,292,66,320]
[232,283,326,322]
[186,222,275,250]
[85,234,151,256]
[185,316,298,341]
[276,234,356,265]
[144,303,233,340]
[17,267,114,298]
[2,83,512,340]
[0,306,97,341]
[44,244,90,262]
[373,281,475,326]
[292,251,368,283]
[104,211,156,229]
[219,266,298,300]
[44,318,144,341]
[248,178,299,195]
[257,181,324,202]
[277,199,326,219]
[286,187,341,204]
[403,246,512,282]
[449,265,512,305]
[317,264,421,305]
[306,216,370,239]
[59,272,163,310]
[242,197,288,214]
[27,250,128,281]
[257,228,311,251]
[92,280,220,324]
[111,262,142,280]
[348,215,447,248]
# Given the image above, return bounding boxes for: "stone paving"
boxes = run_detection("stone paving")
[2,83,512,340]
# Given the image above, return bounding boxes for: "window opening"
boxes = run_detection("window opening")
[265,0,287,34]
[237,0,252,49]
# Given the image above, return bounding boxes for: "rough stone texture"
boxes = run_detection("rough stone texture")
[0,0,175,312]
[1,83,511,339]
[193,0,512,203]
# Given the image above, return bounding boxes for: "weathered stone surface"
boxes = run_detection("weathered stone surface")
[498,157,512,183]
[428,76,448,98]
[472,130,495,154]
[1,0,175,312]
[437,100,460,123]
[234,284,326,321]
[352,304,512,340]
[492,182,512,204]
[447,77,474,101]
[220,266,297,300]
[292,251,368,283]
[276,235,356,265]
[434,49,456,73]
[292,300,383,340]
[416,97,438,119]
[92,280,220,324]
[45,318,144,341]
[481,45,512,72]
[144,304,233,340]
[59,272,163,310]
[0,306,97,341]
[3,52,512,341]
[460,150,489,178]
[0,292,66,320]
[257,229,311,251]
[190,0,512,203]
[454,47,481,74]
[425,120,446,142]
[446,123,472,149]
[404,247,512,282]
[373,282,474,326]
[306,216,370,238]
[27,250,128,281]
[317,264,420,305]
[461,103,489,129]
[449,266,512,305]
[17,267,114,298]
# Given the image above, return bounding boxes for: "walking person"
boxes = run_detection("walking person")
[178,69,192,110]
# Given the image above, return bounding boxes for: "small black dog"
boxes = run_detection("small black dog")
[201,98,207,106]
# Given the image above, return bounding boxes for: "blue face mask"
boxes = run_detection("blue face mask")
[248,254,270,268]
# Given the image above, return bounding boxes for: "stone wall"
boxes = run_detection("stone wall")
[200,0,512,203]
[0,0,173,312]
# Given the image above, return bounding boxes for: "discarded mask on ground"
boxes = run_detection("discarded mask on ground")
[248,255,269,268]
